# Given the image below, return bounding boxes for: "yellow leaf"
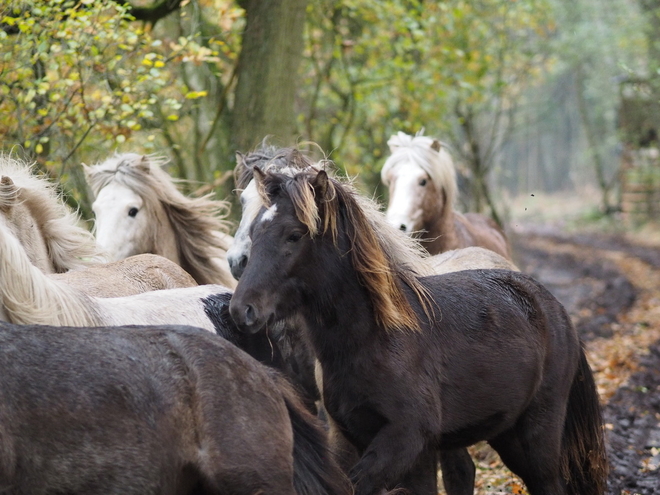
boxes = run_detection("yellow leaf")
[185,90,208,99]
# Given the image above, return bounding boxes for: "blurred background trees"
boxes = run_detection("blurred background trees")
[0,0,655,224]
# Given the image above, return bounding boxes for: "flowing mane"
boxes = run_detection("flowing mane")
[259,164,434,332]
[0,217,101,326]
[85,153,233,285]
[0,155,100,272]
[381,131,457,208]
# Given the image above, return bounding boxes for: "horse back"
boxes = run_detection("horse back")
[411,269,579,445]
[453,211,511,259]
[0,324,295,494]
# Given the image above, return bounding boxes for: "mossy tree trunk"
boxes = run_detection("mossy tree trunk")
[232,0,308,152]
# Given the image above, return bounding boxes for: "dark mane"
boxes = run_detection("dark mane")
[259,168,433,332]
[235,145,319,191]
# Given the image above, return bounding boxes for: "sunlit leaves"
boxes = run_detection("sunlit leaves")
[300,0,554,181]
[0,0,223,174]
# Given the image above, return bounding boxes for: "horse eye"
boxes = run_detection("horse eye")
[419,179,428,187]
[128,207,139,218]
[287,232,303,243]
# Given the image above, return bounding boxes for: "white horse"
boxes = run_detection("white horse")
[85,153,236,288]
[0,155,198,296]
[381,131,511,258]
[0,157,100,274]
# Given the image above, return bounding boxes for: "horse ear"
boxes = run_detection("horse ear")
[312,169,330,201]
[431,140,442,152]
[81,163,92,181]
[252,166,269,204]
[0,176,18,211]
[253,165,266,183]
[233,152,246,188]
[135,155,151,174]
[235,151,245,169]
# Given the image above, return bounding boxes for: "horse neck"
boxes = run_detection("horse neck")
[299,244,380,362]
[419,191,458,255]
[150,206,181,265]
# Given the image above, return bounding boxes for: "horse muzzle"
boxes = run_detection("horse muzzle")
[228,253,248,280]
[229,297,270,334]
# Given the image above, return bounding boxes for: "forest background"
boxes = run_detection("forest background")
[0,0,657,225]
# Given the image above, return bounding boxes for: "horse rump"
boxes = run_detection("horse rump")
[0,323,345,495]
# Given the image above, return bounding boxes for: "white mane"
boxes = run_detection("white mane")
[0,218,101,326]
[0,211,229,330]
[0,155,101,272]
[85,152,234,286]
[380,131,458,208]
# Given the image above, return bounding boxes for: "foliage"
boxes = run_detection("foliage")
[1,0,651,221]
[299,0,554,205]
[0,0,227,212]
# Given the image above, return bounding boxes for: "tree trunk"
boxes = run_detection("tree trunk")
[574,64,613,213]
[232,0,308,152]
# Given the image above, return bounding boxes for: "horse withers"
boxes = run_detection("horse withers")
[0,322,351,495]
[230,163,608,495]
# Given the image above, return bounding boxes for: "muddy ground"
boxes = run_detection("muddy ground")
[509,227,660,495]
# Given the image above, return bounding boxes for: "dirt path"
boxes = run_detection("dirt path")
[439,227,660,494]
[512,228,660,494]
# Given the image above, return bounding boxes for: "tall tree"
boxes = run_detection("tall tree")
[232,0,308,151]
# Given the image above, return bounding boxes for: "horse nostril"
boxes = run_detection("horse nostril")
[399,224,407,232]
[244,304,257,327]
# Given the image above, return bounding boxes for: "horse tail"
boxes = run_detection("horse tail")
[275,374,352,495]
[561,345,608,495]
[0,226,100,326]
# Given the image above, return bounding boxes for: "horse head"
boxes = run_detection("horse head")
[85,153,233,287]
[230,166,331,334]
[230,162,430,336]
[227,146,321,280]
[86,154,158,261]
[0,175,52,273]
[381,131,457,235]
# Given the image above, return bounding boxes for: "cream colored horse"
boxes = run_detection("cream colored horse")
[0,156,196,296]
[381,131,511,258]
[85,153,236,288]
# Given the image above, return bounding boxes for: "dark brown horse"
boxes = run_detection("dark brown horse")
[230,163,608,495]
[0,322,351,495]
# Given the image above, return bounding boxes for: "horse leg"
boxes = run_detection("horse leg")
[396,447,438,495]
[439,448,475,495]
[327,418,360,474]
[488,419,565,495]
[349,423,431,495]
